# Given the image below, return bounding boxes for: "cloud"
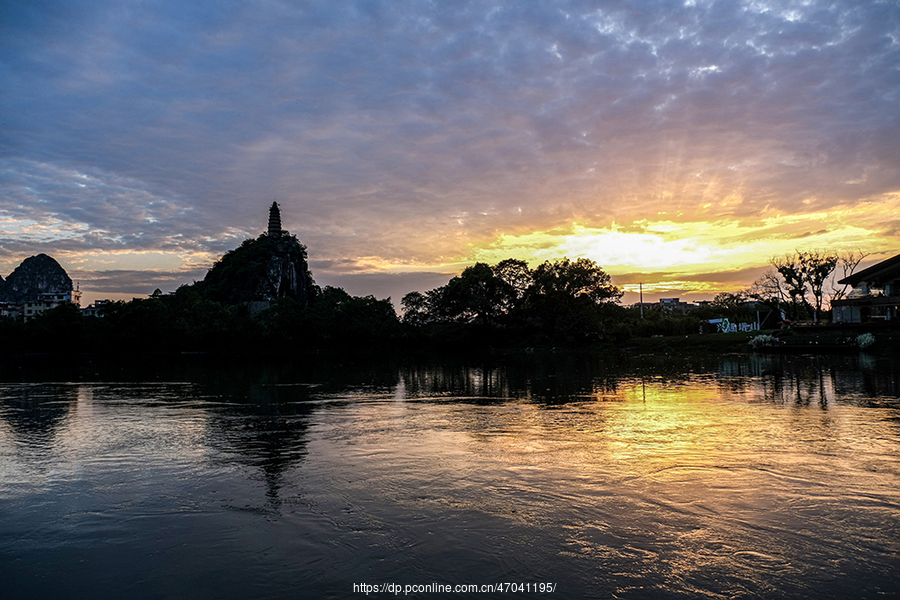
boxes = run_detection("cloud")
[69,268,208,295]
[0,0,898,300]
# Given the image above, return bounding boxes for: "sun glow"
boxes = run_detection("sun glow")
[313,193,899,301]
[461,197,898,297]
[472,217,879,275]
[618,281,725,295]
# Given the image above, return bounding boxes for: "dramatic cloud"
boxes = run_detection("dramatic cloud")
[1,0,898,304]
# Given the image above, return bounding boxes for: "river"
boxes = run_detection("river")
[1,352,898,599]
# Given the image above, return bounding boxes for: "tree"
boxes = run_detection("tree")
[528,258,621,303]
[301,285,400,345]
[770,250,857,322]
[709,291,756,321]
[771,253,809,319]
[401,260,527,329]
[523,258,621,344]
[748,269,789,309]
[798,250,838,322]
[829,249,868,305]
[29,302,89,349]
[399,257,621,344]
[492,259,532,302]
[437,262,511,325]
[401,291,430,326]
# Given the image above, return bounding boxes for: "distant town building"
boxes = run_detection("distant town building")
[0,302,23,320]
[659,298,694,314]
[82,299,113,318]
[633,297,700,315]
[23,289,82,321]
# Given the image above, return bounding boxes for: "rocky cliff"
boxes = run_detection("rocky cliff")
[195,234,314,308]
[0,254,73,303]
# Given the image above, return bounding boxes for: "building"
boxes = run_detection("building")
[23,289,82,321]
[82,299,113,317]
[633,298,699,315]
[659,298,694,314]
[0,302,23,320]
[268,201,283,236]
[832,252,900,323]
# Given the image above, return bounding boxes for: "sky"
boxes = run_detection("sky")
[1,0,899,307]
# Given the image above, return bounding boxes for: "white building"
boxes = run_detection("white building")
[23,289,82,321]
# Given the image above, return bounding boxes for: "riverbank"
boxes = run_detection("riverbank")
[619,327,899,355]
[2,324,896,370]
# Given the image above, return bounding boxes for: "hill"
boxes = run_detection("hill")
[193,233,316,309]
[0,254,73,303]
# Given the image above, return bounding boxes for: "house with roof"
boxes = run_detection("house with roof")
[832,252,900,324]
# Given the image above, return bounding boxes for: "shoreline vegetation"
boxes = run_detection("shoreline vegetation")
[2,328,897,397]
[3,233,894,358]
[2,308,896,358]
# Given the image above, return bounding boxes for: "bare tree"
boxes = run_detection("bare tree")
[748,269,790,308]
[828,249,869,305]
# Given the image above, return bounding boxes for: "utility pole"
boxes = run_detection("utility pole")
[640,282,644,319]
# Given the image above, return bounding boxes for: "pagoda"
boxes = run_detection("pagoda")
[268,201,283,236]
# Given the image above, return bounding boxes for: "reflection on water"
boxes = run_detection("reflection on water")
[0,353,898,599]
[399,351,900,407]
[0,383,79,444]
[204,384,315,508]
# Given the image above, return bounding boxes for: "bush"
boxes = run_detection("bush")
[856,333,875,349]
[748,334,778,349]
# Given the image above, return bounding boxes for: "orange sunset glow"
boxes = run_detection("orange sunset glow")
[1,1,898,306]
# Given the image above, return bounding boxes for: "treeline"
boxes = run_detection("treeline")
[398,257,784,347]
[0,256,702,355]
[400,258,624,346]
[0,284,400,355]
[4,249,859,356]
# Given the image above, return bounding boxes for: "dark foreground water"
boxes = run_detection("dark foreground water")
[1,352,899,599]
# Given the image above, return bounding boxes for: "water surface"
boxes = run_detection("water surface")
[1,353,898,598]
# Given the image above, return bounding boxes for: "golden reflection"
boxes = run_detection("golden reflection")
[333,361,900,591]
